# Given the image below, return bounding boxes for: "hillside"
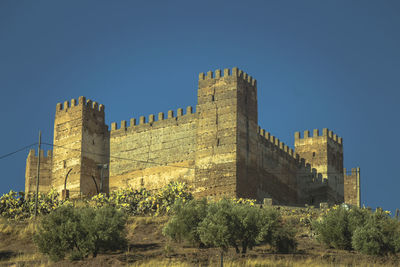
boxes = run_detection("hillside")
[1,206,399,267]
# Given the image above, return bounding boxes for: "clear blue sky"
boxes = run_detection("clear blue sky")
[1,1,399,213]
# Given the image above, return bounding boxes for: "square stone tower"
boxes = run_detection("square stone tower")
[51,97,109,197]
[194,68,257,198]
[294,129,344,202]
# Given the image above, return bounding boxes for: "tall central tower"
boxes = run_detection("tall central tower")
[194,67,257,198]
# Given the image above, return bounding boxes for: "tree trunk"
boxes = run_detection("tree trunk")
[234,244,240,254]
[242,241,247,254]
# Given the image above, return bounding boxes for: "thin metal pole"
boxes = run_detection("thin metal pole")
[34,131,41,218]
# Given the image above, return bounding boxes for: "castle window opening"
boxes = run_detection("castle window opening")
[312,152,316,157]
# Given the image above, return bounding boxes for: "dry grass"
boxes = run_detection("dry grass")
[222,258,400,267]
[17,219,38,240]
[129,257,400,267]
[0,217,38,241]
[129,259,193,267]
[0,251,49,266]
[0,217,16,235]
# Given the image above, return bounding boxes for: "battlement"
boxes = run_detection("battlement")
[344,167,360,176]
[294,128,342,145]
[56,96,105,113]
[258,127,326,188]
[28,149,52,159]
[25,68,355,206]
[110,106,195,131]
[259,127,297,160]
[198,67,257,87]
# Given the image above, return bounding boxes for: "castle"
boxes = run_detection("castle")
[25,67,361,207]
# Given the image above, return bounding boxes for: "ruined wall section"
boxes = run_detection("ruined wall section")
[294,129,344,203]
[344,167,360,207]
[52,97,107,198]
[109,107,196,192]
[25,149,52,193]
[195,68,241,198]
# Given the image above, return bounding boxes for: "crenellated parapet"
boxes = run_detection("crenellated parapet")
[28,149,53,159]
[258,127,297,162]
[24,67,355,206]
[198,67,257,87]
[294,128,343,146]
[56,96,105,113]
[258,127,328,183]
[110,106,195,132]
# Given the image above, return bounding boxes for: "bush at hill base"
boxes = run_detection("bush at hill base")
[34,205,127,261]
[313,205,400,255]
[352,208,400,255]
[163,198,297,254]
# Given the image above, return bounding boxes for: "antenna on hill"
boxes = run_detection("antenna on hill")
[34,130,41,218]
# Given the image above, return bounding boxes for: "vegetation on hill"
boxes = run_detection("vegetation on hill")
[163,198,296,254]
[0,182,399,266]
[313,205,400,255]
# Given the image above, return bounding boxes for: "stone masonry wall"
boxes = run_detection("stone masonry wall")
[80,99,109,196]
[295,129,344,202]
[52,97,107,198]
[109,108,197,192]
[252,130,300,204]
[344,167,360,207]
[194,69,243,199]
[24,67,359,206]
[25,149,52,193]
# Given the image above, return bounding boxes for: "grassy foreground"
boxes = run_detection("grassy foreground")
[1,208,399,266]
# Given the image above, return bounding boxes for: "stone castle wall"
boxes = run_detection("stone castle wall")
[25,67,360,206]
[344,167,361,207]
[25,149,52,193]
[108,108,197,193]
[295,129,345,202]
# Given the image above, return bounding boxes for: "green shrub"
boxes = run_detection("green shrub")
[313,205,400,255]
[197,199,238,252]
[164,198,296,254]
[313,206,352,250]
[79,206,127,257]
[34,206,85,261]
[258,208,297,253]
[34,205,127,261]
[312,205,368,250]
[352,209,400,255]
[163,198,207,246]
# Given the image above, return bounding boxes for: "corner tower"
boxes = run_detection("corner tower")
[51,97,109,197]
[194,67,257,198]
[294,129,344,201]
